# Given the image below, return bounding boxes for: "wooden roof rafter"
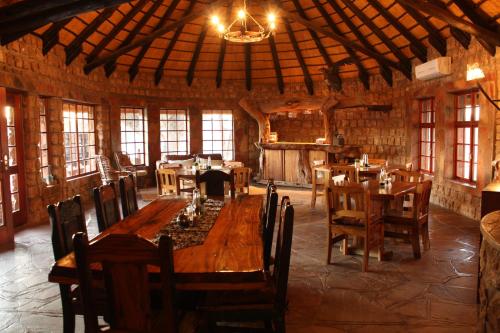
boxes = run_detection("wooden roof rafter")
[41,18,72,55]
[215,3,233,89]
[186,22,208,87]
[268,35,285,94]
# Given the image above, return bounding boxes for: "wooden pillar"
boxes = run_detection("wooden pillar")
[189,106,202,155]
[147,103,161,167]
[238,97,271,143]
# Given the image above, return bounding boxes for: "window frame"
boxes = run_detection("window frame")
[454,90,479,184]
[119,106,148,166]
[63,101,97,179]
[202,110,234,161]
[38,97,49,180]
[418,97,435,174]
[159,108,190,158]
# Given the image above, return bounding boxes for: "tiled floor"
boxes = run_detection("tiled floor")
[0,186,479,332]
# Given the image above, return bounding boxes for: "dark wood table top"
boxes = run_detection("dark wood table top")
[48,195,265,290]
[362,180,416,200]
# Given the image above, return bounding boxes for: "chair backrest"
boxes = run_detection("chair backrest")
[331,174,347,186]
[73,233,177,333]
[369,158,387,166]
[48,195,87,260]
[414,180,433,219]
[119,174,138,218]
[156,168,177,195]
[233,167,251,193]
[95,155,115,185]
[272,197,294,312]
[330,165,356,183]
[114,151,133,170]
[93,183,121,233]
[197,169,235,198]
[263,186,278,271]
[327,183,368,221]
[390,170,423,183]
[261,180,274,226]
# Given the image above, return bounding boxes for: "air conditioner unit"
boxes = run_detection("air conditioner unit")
[415,57,451,80]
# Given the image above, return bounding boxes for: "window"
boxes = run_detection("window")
[160,109,190,157]
[202,110,234,160]
[418,98,435,174]
[455,91,480,183]
[38,98,49,180]
[120,107,148,165]
[63,102,96,178]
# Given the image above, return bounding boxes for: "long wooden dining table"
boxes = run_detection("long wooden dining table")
[48,194,266,291]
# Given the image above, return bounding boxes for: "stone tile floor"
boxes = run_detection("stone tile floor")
[0,186,479,332]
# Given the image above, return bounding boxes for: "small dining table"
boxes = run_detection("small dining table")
[48,194,266,291]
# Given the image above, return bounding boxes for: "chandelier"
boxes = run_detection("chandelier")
[210,0,277,43]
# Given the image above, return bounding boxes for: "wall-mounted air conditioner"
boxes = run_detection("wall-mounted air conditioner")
[415,57,451,80]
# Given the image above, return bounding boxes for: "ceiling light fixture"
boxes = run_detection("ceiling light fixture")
[210,0,277,43]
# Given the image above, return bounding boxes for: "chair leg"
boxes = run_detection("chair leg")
[362,243,369,272]
[60,285,75,333]
[422,219,430,250]
[411,226,421,259]
[326,234,332,265]
[341,237,348,256]
[311,173,317,208]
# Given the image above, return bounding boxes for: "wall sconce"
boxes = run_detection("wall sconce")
[466,63,499,111]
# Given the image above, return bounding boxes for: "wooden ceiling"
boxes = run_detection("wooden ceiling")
[0,0,498,94]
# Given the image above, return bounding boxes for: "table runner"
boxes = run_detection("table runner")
[153,199,225,250]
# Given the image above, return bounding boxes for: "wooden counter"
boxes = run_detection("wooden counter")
[256,142,361,186]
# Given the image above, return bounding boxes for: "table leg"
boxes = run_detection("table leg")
[311,169,317,208]
[176,176,181,195]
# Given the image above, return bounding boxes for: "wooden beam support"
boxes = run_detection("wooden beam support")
[129,0,182,82]
[65,7,115,66]
[186,23,208,87]
[86,0,148,66]
[396,0,447,56]
[0,0,131,37]
[239,97,271,143]
[101,0,163,77]
[396,0,500,47]
[41,19,72,55]
[324,0,392,87]
[450,27,471,49]
[284,19,314,96]
[245,43,252,91]
[215,4,232,88]
[84,0,229,74]
[268,35,284,94]
[343,0,412,80]
[367,0,427,62]
[312,0,369,90]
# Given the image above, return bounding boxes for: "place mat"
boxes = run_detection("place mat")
[153,199,225,250]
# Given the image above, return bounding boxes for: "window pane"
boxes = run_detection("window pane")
[160,109,190,155]
[202,110,234,160]
[120,107,147,165]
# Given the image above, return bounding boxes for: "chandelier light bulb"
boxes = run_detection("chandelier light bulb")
[268,13,276,23]
[211,15,220,25]
[217,24,225,33]
[237,9,246,19]
[269,22,276,30]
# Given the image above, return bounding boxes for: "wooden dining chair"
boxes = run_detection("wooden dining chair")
[73,232,177,333]
[233,167,252,194]
[330,165,356,183]
[48,195,106,333]
[95,154,129,185]
[200,199,295,333]
[93,183,121,233]
[156,168,178,196]
[384,180,433,259]
[389,169,423,183]
[119,174,138,218]
[326,184,384,272]
[263,185,278,271]
[114,151,149,187]
[196,169,235,199]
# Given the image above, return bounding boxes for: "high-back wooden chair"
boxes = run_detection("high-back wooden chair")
[119,174,138,218]
[200,199,295,333]
[156,168,177,196]
[384,180,433,259]
[95,154,128,185]
[48,195,88,333]
[114,151,149,187]
[73,233,177,333]
[263,185,278,271]
[197,169,235,199]
[233,167,251,194]
[93,183,121,233]
[326,184,384,272]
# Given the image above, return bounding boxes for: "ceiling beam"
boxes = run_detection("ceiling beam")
[0,0,132,38]
[86,0,148,66]
[186,23,208,87]
[155,1,197,86]
[268,35,284,94]
[396,0,447,56]
[453,0,497,55]
[343,0,412,80]
[0,0,81,22]
[396,0,500,47]
[450,27,471,49]
[84,0,229,74]
[367,0,427,63]
[284,19,314,95]
[129,0,183,82]
[65,7,116,66]
[245,43,252,91]
[102,0,163,77]
[41,19,72,55]
[215,4,232,88]
[311,0,369,90]
[324,0,392,86]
